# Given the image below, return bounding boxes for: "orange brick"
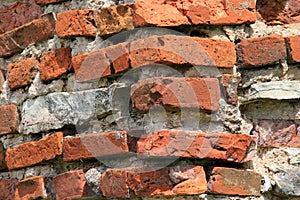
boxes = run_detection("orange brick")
[39,48,72,82]
[8,58,39,90]
[286,35,300,63]
[5,132,63,170]
[222,74,241,105]
[63,131,129,162]
[101,166,207,198]
[15,176,46,200]
[131,77,220,112]
[0,13,55,58]
[36,0,66,4]
[0,179,18,200]
[137,130,254,163]
[0,104,19,135]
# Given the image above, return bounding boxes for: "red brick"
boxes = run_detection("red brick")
[5,132,63,170]
[131,77,220,112]
[133,0,256,27]
[257,0,300,24]
[96,5,134,36]
[208,167,261,196]
[0,70,4,92]
[63,131,129,162]
[237,35,287,67]
[8,58,39,90]
[101,166,207,198]
[137,130,254,163]
[15,176,46,200]
[0,104,19,135]
[0,0,43,34]
[39,48,72,82]
[53,170,92,200]
[0,13,55,58]
[222,74,241,105]
[36,0,67,4]
[0,179,18,200]
[73,42,129,82]
[56,9,97,38]
[286,35,300,63]
[253,120,300,148]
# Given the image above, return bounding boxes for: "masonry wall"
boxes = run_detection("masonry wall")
[0,0,299,200]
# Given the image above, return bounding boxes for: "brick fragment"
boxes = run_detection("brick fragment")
[0,104,19,135]
[0,179,18,200]
[237,35,287,67]
[36,0,67,4]
[222,74,241,105]
[56,9,97,38]
[0,70,4,92]
[0,13,55,58]
[208,167,261,196]
[63,131,129,162]
[286,35,300,63]
[137,130,254,163]
[39,48,72,82]
[133,0,256,26]
[53,170,92,200]
[15,176,46,200]
[5,132,63,170]
[131,77,220,112]
[0,0,43,34]
[96,5,134,36]
[101,166,207,198]
[8,58,39,90]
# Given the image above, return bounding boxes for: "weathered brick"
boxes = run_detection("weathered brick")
[39,48,72,82]
[5,132,63,170]
[101,166,207,198]
[0,70,4,92]
[222,74,241,105]
[15,176,46,200]
[0,104,19,135]
[257,0,300,24]
[36,0,66,4]
[253,120,300,148]
[73,42,129,82]
[0,179,18,200]
[0,13,55,58]
[63,131,129,162]
[53,170,92,200]
[286,35,300,63]
[237,35,287,67]
[56,9,97,38]
[131,77,220,112]
[208,167,261,196]
[96,4,134,36]
[133,0,256,27]
[0,0,43,34]
[8,58,39,90]
[137,130,254,163]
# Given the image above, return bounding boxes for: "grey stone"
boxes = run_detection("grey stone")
[20,88,112,134]
[65,74,101,92]
[85,167,105,195]
[274,168,300,196]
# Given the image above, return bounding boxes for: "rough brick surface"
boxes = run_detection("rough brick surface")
[0,104,19,135]
[36,0,66,4]
[101,166,207,198]
[208,167,261,196]
[131,78,220,112]
[0,0,43,34]
[39,48,72,82]
[8,58,39,90]
[0,179,18,200]
[257,0,300,24]
[137,130,254,163]
[253,120,300,148]
[237,35,287,67]
[133,0,256,26]
[15,176,45,200]
[53,170,92,200]
[56,9,97,38]
[0,13,55,58]
[63,131,129,162]
[96,5,134,36]
[222,74,241,105]
[5,132,63,170]
[0,70,4,92]
[286,35,300,63]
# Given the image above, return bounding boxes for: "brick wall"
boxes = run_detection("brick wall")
[0,0,299,199]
